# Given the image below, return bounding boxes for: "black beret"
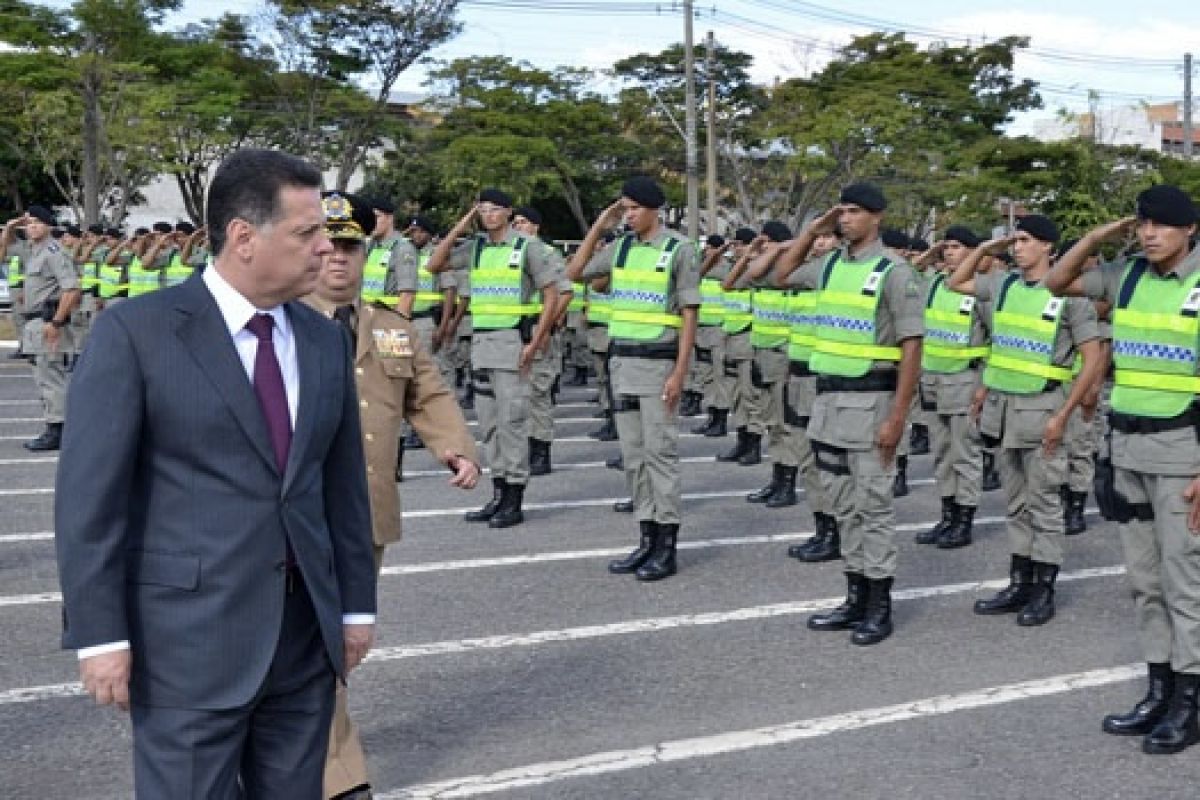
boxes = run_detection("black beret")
[734,227,756,244]
[322,191,376,241]
[761,220,792,243]
[620,176,666,210]
[175,221,196,235]
[882,228,910,250]
[134,227,150,237]
[370,196,395,214]
[408,214,436,235]
[514,206,543,227]
[50,228,65,239]
[909,237,930,252]
[839,182,887,212]
[66,225,82,238]
[105,227,122,238]
[1136,185,1198,227]
[152,221,173,234]
[87,223,104,236]
[705,234,726,248]
[477,188,513,208]
[943,225,981,248]
[1016,214,1060,244]
[26,205,55,225]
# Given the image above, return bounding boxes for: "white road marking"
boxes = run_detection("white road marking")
[0,487,53,496]
[0,457,56,465]
[0,399,39,406]
[0,532,52,543]
[0,417,41,423]
[377,664,1142,799]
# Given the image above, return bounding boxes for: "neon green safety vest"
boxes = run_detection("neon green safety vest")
[1111,257,1200,418]
[80,261,101,296]
[161,252,193,288]
[362,240,396,305]
[588,288,612,326]
[6,255,21,288]
[126,257,161,298]
[722,285,752,334]
[412,250,442,313]
[786,289,819,363]
[98,263,126,299]
[982,274,1073,394]
[698,276,726,327]
[567,281,586,312]
[809,252,901,378]
[607,234,683,341]
[471,235,540,330]
[922,273,989,373]
[750,286,790,349]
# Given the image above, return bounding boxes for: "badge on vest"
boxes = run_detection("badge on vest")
[1041,297,1063,321]
[862,270,883,296]
[1183,288,1200,317]
[958,295,976,315]
[373,328,414,358]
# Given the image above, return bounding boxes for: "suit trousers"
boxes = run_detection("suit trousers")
[474,367,531,485]
[1001,445,1068,566]
[615,393,681,525]
[132,580,335,800]
[929,410,983,506]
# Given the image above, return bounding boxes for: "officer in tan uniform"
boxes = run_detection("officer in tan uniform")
[7,206,81,451]
[306,192,480,799]
[1047,185,1200,754]
[779,183,924,645]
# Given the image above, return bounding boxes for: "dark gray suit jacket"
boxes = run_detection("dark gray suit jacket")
[55,273,377,710]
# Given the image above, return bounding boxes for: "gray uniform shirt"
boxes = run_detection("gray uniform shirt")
[393,239,452,294]
[374,233,417,297]
[1081,246,1200,475]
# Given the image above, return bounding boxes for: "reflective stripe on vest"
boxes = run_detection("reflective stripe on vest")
[161,253,193,288]
[722,286,752,333]
[471,236,540,330]
[80,262,101,295]
[809,252,900,378]
[982,274,1072,394]
[7,255,21,288]
[922,273,988,373]
[607,234,682,342]
[786,289,819,363]
[568,281,586,312]
[126,257,161,297]
[589,289,612,325]
[750,286,790,348]
[362,241,395,305]
[98,264,126,299]
[1111,257,1200,417]
[698,276,726,326]
[412,251,442,313]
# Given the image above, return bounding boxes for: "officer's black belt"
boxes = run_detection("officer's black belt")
[1038,380,1062,393]
[694,347,713,364]
[586,321,607,329]
[1109,407,1200,435]
[816,370,898,394]
[789,362,813,378]
[410,309,437,320]
[610,342,678,360]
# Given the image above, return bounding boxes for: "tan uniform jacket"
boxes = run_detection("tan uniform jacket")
[306,297,478,546]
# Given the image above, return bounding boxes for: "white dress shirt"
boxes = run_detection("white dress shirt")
[79,269,372,661]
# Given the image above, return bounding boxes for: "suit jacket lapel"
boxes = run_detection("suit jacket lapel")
[283,302,322,494]
[173,274,278,474]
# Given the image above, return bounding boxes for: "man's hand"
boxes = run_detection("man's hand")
[1042,411,1067,457]
[980,235,1016,256]
[875,414,905,468]
[43,322,60,352]
[80,650,131,711]
[662,370,685,412]
[445,451,480,489]
[970,386,987,423]
[451,205,480,235]
[598,200,625,229]
[1185,477,1200,534]
[1092,216,1139,245]
[807,207,842,236]
[343,623,374,673]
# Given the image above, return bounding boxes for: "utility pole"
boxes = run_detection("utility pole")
[1184,52,1194,158]
[683,0,699,240]
[705,31,718,234]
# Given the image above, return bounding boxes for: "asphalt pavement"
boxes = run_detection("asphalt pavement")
[1,349,1198,799]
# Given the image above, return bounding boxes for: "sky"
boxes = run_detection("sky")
[38,0,1200,135]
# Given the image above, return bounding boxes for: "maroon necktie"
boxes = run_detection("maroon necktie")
[245,313,292,473]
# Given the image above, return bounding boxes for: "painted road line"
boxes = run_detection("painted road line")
[0,457,56,465]
[378,664,1142,799]
[0,532,53,543]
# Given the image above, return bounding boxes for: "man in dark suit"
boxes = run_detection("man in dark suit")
[54,148,378,798]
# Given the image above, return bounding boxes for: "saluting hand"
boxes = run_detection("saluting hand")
[599,200,625,228]
[1091,216,1138,244]
[445,451,480,489]
[80,650,131,712]
[808,207,842,236]
[979,235,1015,256]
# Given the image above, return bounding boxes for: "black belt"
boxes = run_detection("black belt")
[610,342,678,360]
[789,362,813,378]
[816,370,898,394]
[1110,407,1200,435]
[411,309,436,320]
[586,322,607,329]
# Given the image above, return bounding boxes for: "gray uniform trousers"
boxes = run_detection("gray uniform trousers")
[587,325,612,414]
[1000,446,1068,565]
[1066,405,1100,493]
[922,371,983,506]
[612,357,681,525]
[757,347,798,466]
[703,326,732,410]
[474,367,531,485]
[691,324,721,406]
[529,331,562,442]
[24,316,70,423]
[726,330,765,434]
[787,371,828,515]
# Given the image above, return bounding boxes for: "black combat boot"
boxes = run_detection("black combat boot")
[982,450,1001,491]
[796,515,841,563]
[1144,673,1200,755]
[460,382,475,411]
[937,504,975,550]
[916,497,955,544]
[1104,663,1174,736]
[808,572,868,630]
[1016,561,1058,626]
[566,365,588,386]
[1065,490,1087,535]
[717,427,750,462]
[464,477,505,522]
[395,439,405,483]
[606,453,623,470]
[488,482,526,528]
[680,391,703,417]
[892,455,909,497]
[852,577,894,646]
[747,463,783,503]
[608,521,658,574]
[789,513,828,559]
[909,424,930,455]
[705,408,729,437]
[23,422,62,452]
[528,438,552,476]
[738,431,762,466]
[974,554,1035,615]
[612,498,635,513]
[636,523,678,581]
[588,413,618,442]
[691,407,717,435]
[766,465,799,508]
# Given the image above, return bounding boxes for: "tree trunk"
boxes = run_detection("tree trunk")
[556,167,588,235]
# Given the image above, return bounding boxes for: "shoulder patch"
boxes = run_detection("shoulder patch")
[46,241,60,253]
